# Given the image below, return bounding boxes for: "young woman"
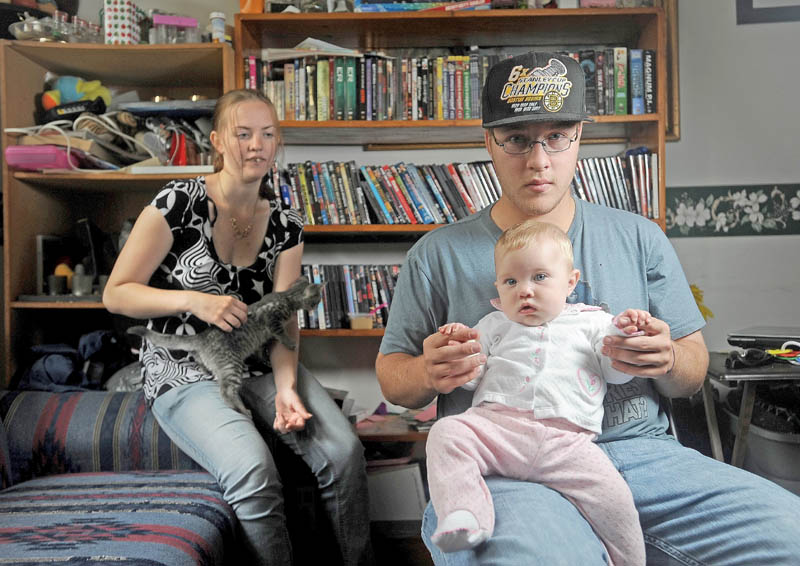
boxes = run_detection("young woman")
[104,89,372,565]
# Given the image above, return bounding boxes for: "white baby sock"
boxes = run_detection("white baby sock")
[431,510,490,553]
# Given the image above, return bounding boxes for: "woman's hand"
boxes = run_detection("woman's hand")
[273,388,313,433]
[191,292,248,332]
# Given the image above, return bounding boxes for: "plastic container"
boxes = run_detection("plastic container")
[4,145,79,171]
[348,313,373,330]
[723,402,800,496]
[209,12,226,43]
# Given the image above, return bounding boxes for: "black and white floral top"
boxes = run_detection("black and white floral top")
[140,176,304,403]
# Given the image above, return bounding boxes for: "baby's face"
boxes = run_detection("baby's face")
[494,242,579,326]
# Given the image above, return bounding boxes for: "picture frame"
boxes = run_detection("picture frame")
[736,0,800,24]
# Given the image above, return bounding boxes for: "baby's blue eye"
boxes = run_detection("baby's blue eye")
[534,273,547,282]
[505,278,517,286]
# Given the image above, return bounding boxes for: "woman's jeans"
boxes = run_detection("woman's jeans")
[152,365,373,565]
[421,434,800,565]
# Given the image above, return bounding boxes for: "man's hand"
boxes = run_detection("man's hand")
[602,313,675,378]
[273,389,313,433]
[423,324,486,395]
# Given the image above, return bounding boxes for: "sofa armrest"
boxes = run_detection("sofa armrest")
[0,390,202,485]
[0,413,12,489]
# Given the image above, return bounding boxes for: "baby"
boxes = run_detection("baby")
[426,219,648,566]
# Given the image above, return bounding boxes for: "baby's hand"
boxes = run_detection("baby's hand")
[439,322,469,336]
[612,309,652,336]
[439,322,472,345]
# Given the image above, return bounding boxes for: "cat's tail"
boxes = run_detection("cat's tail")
[127,326,197,353]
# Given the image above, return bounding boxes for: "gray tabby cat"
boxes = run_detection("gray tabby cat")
[128,277,322,417]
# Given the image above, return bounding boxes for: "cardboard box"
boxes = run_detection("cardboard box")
[367,462,427,522]
[104,0,141,44]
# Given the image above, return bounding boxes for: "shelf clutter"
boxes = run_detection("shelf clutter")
[300,263,401,330]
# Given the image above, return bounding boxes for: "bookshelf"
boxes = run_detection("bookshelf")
[0,41,235,384]
[235,6,669,229]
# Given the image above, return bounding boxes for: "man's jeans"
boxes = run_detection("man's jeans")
[422,434,800,565]
[153,366,372,565]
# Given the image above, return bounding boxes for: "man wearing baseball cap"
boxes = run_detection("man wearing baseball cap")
[377,52,800,565]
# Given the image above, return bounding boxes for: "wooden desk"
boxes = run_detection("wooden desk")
[356,414,429,443]
[703,351,800,467]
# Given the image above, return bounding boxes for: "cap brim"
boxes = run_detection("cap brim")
[483,113,594,129]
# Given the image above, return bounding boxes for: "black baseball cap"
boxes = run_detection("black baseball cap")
[482,51,593,128]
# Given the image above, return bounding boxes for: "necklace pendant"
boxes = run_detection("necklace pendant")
[230,217,252,240]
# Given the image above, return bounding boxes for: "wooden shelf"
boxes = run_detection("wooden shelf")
[13,171,205,191]
[278,114,659,145]
[11,300,106,309]
[237,9,660,52]
[304,224,437,235]
[302,328,384,337]
[0,41,234,91]
[1,41,236,384]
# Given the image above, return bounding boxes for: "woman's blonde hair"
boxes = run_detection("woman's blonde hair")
[495,219,574,268]
[211,89,281,199]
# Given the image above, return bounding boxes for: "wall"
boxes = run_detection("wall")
[78,0,240,28]
[73,0,800,410]
[666,1,800,352]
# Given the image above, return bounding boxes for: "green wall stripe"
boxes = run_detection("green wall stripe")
[666,184,800,237]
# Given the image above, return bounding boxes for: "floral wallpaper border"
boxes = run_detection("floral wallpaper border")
[665,184,800,237]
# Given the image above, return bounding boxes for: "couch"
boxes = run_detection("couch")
[0,389,241,565]
[0,388,337,565]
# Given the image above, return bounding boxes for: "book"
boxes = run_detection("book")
[316,58,331,121]
[445,163,477,214]
[643,49,656,114]
[311,264,327,329]
[395,162,435,224]
[420,0,491,10]
[306,59,317,122]
[319,161,342,223]
[344,57,357,120]
[296,60,307,120]
[628,48,644,115]
[455,163,485,210]
[308,161,331,224]
[296,163,319,223]
[357,57,367,120]
[594,49,606,115]
[260,37,361,62]
[427,164,464,220]
[579,49,598,116]
[430,164,467,220]
[387,164,423,223]
[650,152,659,219]
[378,165,415,223]
[639,152,650,218]
[360,165,394,223]
[333,57,346,120]
[604,47,615,117]
[406,163,450,224]
[613,46,628,116]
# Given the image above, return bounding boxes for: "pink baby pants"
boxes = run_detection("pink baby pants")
[426,404,645,566]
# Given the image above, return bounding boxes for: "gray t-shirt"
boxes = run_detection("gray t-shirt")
[379,197,705,442]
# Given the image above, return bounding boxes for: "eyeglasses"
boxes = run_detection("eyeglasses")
[491,129,579,156]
